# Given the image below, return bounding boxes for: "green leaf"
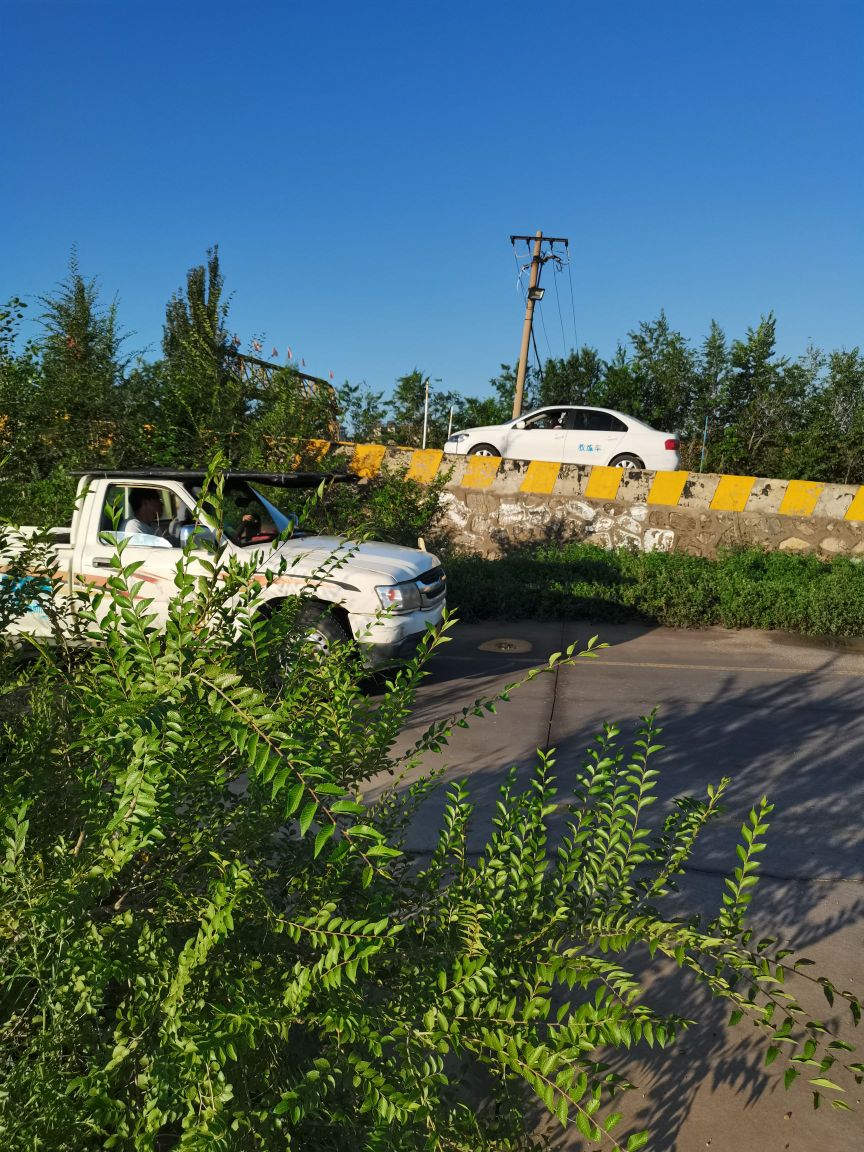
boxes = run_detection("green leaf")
[809,1078,843,1092]
[298,801,318,837]
[313,825,335,858]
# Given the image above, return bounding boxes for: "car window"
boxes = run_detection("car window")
[521,410,568,430]
[572,410,628,432]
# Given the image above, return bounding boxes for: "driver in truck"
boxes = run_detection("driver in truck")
[121,488,163,536]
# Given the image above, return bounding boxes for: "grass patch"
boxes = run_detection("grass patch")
[445,542,864,636]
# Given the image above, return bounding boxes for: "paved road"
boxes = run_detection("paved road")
[369,621,864,1151]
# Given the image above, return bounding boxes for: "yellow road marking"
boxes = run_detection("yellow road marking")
[406,448,444,483]
[844,488,864,522]
[520,460,560,493]
[462,456,501,488]
[711,475,756,512]
[584,466,622,500]
[349,444,387,479]
[779,479,824,516]
[647,470,689,506]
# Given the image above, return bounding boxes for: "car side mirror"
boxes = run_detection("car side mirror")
[514,419,526,429]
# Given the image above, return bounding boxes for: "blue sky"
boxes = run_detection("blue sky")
[2,0,862,399]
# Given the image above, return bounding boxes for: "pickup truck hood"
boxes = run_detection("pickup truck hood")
[272,535,440,585]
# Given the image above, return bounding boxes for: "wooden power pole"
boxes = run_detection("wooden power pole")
[509,230,569,419]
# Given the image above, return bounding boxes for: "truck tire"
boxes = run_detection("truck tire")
[297,603,352,654]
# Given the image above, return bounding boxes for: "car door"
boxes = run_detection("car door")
[563,409,627,465]
[74,481,204,630]
[504,408,570,462]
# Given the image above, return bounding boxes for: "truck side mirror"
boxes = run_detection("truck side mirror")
[179,524,218,549]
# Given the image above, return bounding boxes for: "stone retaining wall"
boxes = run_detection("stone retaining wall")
[298,440,864,560]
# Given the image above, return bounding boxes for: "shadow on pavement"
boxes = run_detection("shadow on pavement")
[367,619,864,1150]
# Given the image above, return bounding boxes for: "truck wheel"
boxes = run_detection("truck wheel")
[467,443,501,457]
[297,603,352,655]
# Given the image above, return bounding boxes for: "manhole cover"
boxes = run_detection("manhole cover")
[478,638,533,654]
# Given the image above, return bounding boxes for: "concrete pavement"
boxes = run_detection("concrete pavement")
[368,620,864,1151]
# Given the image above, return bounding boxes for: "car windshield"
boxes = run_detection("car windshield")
[194,479,298,547]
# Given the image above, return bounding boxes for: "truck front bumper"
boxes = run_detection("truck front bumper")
[353,603,445,668]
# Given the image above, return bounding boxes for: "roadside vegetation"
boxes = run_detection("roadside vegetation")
[445,543,864,637]
[2,247,864,531]
[0,504,861,1150]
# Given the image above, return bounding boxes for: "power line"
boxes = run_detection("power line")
[552,258,567,356]
[536,297,553,362]
[565,241,579,350]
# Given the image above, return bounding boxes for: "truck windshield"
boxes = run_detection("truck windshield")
[197,480,297,547]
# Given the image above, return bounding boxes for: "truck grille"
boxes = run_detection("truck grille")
[416,565,446,607]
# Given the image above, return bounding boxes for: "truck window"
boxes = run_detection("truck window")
[99,485,191,548]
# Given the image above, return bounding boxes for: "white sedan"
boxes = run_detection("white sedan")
[444,405,680,470]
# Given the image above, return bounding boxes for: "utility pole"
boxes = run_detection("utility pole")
[509,230,569,419]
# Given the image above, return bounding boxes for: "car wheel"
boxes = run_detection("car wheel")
[609,453,645,470]
[467,443,501,457]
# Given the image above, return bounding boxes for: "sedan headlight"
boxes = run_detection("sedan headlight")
[375,581,422,613]
[445,433,469,445]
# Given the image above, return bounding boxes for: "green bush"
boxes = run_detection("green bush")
[0,518,861,1150]
[446,544,864,636]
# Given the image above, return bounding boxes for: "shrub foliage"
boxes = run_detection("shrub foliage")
[447,542,864,636]
[0,517,861,1150]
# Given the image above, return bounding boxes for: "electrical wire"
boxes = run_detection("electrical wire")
[536,296,553,363]
[552,257,567,356]
[531,326,544,382]
[565,241,579,350]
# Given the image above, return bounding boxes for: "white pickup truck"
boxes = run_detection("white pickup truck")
[1,469,447,666]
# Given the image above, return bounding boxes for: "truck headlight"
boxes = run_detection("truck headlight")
[375,581,422,613]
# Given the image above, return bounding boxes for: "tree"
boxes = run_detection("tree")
[598,343,639,415]
[38,252,129,466]
[336,381,388,442]
[157,246,250,465]
[626,311,695,434]
[713,315,813,477]
[537,346,606,408]
[793,348,864,483]
[690,321,732,471]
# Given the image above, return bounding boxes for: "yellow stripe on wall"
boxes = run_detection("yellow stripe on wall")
[710,475,756,512]
[406,448,444,484]
[647,470,689,506]
[301,438,331,462]
[779,480,824,517]
[520,460,560,494]
[584,466,623,501]
[462,456,502,488]
[350,444,387,479]
[844,488,864,522]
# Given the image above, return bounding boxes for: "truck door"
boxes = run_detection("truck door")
[74,481,203,630]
